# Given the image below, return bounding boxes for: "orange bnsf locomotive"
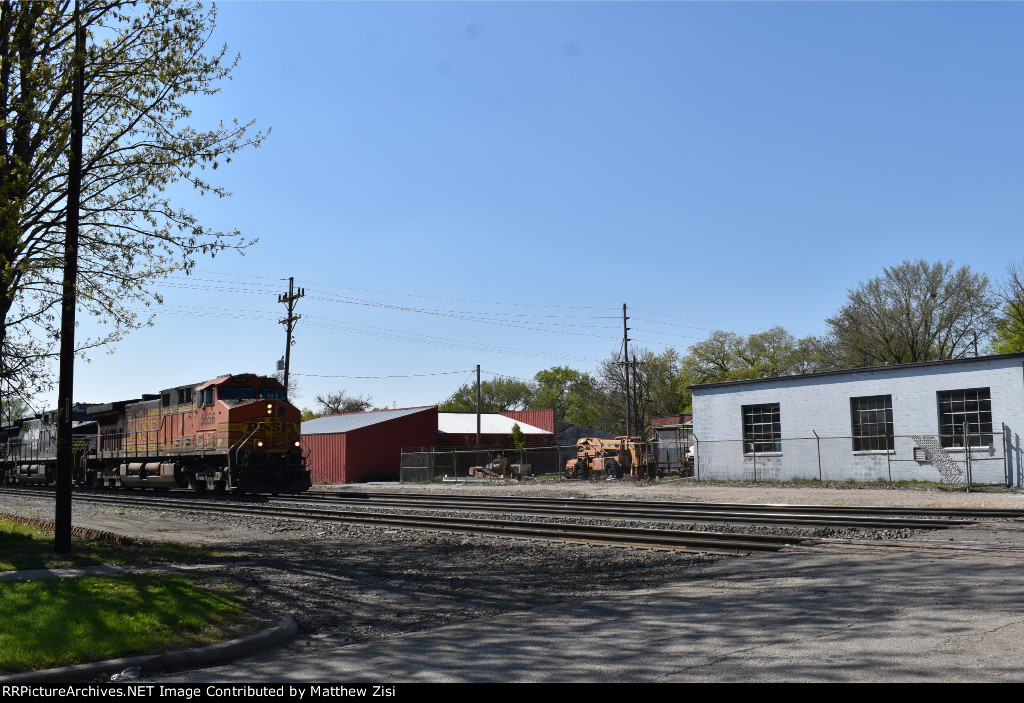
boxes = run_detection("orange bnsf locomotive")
[1,373,310,494]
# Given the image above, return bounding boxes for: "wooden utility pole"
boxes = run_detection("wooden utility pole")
[55,1,86,554]
[621,303,631,437]
[278,277,304,398]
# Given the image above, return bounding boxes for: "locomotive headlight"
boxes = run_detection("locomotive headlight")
[266,403,273,415]
[257,440,264,448]
[294,441,301,447]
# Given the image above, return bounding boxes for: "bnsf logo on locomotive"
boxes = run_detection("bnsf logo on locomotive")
[245,421,293,433]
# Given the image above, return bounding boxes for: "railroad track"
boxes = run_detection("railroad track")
[0,487,804,554]
[1,485,1008,554]
[281,490,998,528]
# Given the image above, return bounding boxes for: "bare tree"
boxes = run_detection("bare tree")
[598,347,686,436]
[315,390,374,416]
[824,260,997,366]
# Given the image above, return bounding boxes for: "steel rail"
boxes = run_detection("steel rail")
[296,490,1024,519]
[0,487,805,554]
[0,485,989,529]
[272,492,978,529]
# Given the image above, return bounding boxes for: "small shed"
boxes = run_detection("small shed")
[302,406,438,484]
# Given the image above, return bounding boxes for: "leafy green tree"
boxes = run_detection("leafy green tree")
[510,422,526,452]
[992,260,1024,354]
[0,393,31,423]
[681,331,745,385]
[824,260,997,366]
[678,327,835,410]
[531,366,599,426]
[681,327,824,383]
[0,1,265,399]
[438,376,535,413]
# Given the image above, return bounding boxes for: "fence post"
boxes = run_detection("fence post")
[693,434,700,481]
[1004,422,1010,487]
[813,430,821,481]
[886,431,892,483]
[965,424,971,492]
[752,442,757,482]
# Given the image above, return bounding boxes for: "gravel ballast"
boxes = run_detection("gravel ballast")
[3,480,1022,665]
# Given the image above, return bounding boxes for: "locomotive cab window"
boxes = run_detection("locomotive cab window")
[199,388,215,407]
[219,387,257,401]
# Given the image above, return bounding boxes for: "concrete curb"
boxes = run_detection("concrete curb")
[0,614,298,683]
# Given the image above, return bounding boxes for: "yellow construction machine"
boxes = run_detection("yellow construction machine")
[565,436,658,480]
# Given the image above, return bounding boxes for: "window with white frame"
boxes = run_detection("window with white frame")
[742,403,781,453]
[937,388,992,448]
[850,395,893,451]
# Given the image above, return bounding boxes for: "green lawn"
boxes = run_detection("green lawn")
[0,517,270,675]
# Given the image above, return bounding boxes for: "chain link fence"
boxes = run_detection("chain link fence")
[693,428,1010,486]
[400,441,694,482]
[400,445,571,482]
[401,425,1010,486]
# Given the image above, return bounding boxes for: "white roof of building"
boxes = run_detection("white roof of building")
[438,413,549,435]
[302,406,434,435]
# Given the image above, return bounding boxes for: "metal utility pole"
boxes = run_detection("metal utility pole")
[277,277,304,398]
[476,364,481,447]
[55,1,86,554]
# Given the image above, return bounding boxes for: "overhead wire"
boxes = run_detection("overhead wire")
[151,272,809,371]
[295,370,472,379]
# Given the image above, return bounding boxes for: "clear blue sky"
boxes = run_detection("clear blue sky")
[59,1,1024,413]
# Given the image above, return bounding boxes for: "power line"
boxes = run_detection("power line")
[295,370,472,379]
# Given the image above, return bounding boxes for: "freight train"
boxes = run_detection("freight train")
[0,373,310,494]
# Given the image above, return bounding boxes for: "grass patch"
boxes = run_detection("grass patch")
[0,574,261,674]
[0,517,269,676]
[0,517,216,572]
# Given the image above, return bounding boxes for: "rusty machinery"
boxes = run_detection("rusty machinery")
[565,436,658,480]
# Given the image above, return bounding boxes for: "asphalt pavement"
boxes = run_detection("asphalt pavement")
[142,521,1024,683]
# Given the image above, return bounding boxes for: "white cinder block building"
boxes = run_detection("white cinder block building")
[690,353,1024,486]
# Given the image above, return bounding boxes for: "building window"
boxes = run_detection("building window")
[937,388,992,448]
[850,395,893,451]
[742,403,781,453]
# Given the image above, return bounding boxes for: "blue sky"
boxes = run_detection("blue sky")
[61,1,1024,413]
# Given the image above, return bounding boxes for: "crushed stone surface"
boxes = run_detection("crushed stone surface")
[2,479,1022,654]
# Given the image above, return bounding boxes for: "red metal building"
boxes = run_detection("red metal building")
[302,406,438,484]
[437,412,552,448]
[500,409,555,433]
